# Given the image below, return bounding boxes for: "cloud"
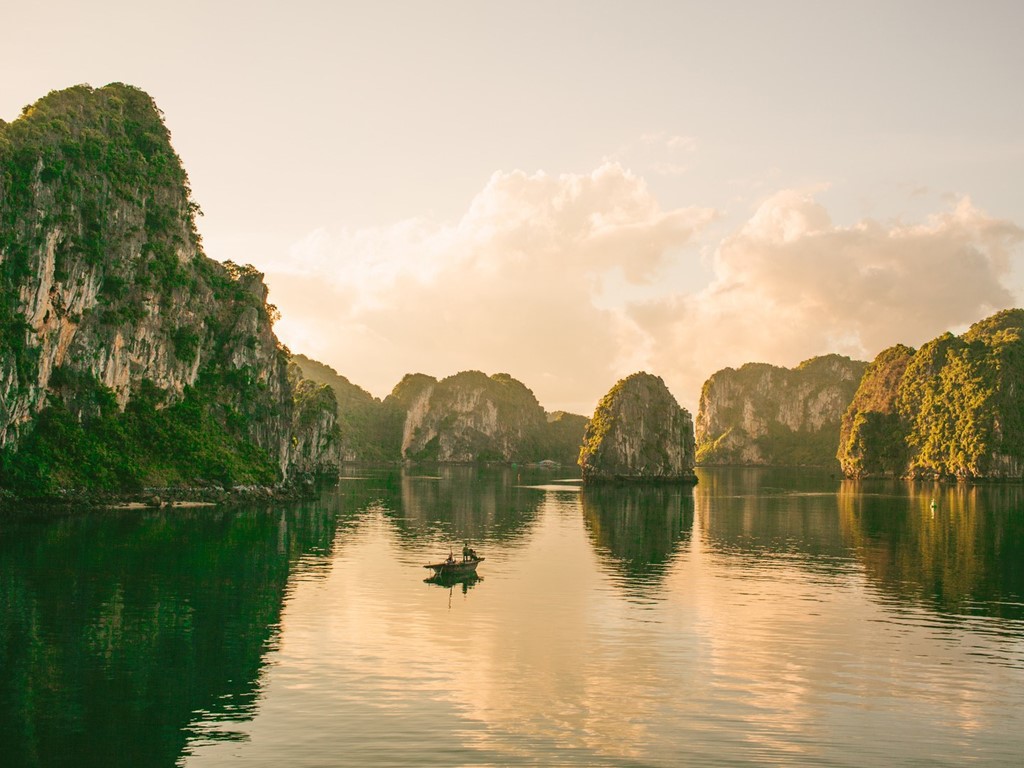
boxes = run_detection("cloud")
[629,189,1024,411]
[265,171,1022,417]
[265,163,715,414]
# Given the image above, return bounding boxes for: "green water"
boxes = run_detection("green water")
[1,467,1023,766]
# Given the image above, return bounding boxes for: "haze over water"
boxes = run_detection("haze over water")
[2,467,1023,766]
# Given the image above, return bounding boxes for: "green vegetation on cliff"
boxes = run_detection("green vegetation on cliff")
[0,370,279,497]
[837,344,915,478]
[290,354,401,461]
[579,372,696,483]
[543,411,589,466]
[696,355,866,468]
[839,309,1024,479]
[0,83,337,498]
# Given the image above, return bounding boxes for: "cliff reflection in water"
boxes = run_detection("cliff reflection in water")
[388,465,546,548]
[0,496,367,768]
[694,467,853,568]
[581,484,694,585]
[693,468,1024,623]
[839,479,1024,620]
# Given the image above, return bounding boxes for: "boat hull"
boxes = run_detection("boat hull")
[423,557,484,576]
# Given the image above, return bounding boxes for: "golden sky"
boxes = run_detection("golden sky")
[4,1,1023,414]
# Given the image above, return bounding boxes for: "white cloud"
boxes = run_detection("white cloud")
[629,189,1024,411]
[266,173,1023,417]
[266,163,714,414]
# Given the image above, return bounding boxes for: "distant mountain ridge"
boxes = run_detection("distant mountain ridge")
[290,353,402,461]
[289,361,589,466]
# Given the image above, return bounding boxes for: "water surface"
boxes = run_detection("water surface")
[2,467,1022,766]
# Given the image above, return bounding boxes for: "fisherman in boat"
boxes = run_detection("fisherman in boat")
[462,543,478,562]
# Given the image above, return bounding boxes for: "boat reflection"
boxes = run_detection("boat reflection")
[424,571,484,594]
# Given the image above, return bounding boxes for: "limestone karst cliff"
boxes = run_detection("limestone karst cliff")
[579,372,696,483]
[287,363,342,476]
[695,355,867,467]
[838,309,1024,479]
[401,371,549,462]
[252,358,588,466]
[0,83,338,497]
[290,354,402,461]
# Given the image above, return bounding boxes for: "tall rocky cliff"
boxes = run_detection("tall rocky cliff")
[0,83,337,496]
[287,362,342,476]
[695,354,867,467]
[398,370,585,464]
[838,309,1024,479]
[401,371,547,462]
[579,372,696,483]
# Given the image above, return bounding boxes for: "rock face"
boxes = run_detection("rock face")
[579,372,696,483]
[696,355,867,467]
[401,371,548,462]
[287,363,342,476]
[290,354,401,461]
[0,83,338,495]
[839,309,1024,479]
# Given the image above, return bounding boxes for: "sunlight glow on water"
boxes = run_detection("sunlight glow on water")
[2,467,1023,767]
[179,469,1024,767]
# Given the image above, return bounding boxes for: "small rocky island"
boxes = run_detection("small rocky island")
[401,370,586,464]
[578,372,697,484]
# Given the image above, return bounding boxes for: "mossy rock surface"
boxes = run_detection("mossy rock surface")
[579,372,696,483]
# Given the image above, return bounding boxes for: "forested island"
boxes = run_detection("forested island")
[0,83,344,500]
[838,309,1024,480]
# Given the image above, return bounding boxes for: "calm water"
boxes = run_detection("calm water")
[2,467,1023,767]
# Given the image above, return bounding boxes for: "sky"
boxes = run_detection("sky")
[4,1,1024,415]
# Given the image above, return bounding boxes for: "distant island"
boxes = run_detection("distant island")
[291,357,588,466]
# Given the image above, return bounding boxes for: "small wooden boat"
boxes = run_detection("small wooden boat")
[423,553,484,577]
